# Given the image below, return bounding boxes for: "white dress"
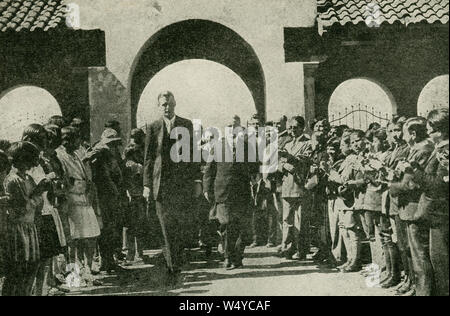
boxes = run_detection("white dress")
[56,147,100,240]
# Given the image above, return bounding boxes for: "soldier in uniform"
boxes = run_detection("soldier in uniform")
[389,117,434,295]
[278,116,312,260]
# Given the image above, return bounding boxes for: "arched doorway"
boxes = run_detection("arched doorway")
[129,19,266,127]
[328,78,397,130]
[0,86,61,141]
[136,60,256,131]
[417,75,449,117]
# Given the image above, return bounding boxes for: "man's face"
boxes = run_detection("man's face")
[427,122,441,144]
[277,119,287,133]
[326,145,337,158]
[351,134,366,153]
[287,120,304,138]
[62,133,77,152]
[340,138,352,156]
[372,137,383,153]
[232,116,241,129]
[402,125,413,145]
[313,121,328,144]
[329,127,338,139]
[391,124,403,144]
[159,96,176,119]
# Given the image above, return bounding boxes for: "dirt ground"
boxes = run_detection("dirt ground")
[62,246,394,296]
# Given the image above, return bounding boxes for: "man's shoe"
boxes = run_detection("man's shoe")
[291,252,306,261]
[381,276,401,289]
[223,259,232,269]
[338,261,350,270]
[399,287,416,297]
[394,277,407,291]
[47,287,66,296]
[342,263,361,273]
[266,242,275,248]
[396,279,412,295]
[226,262,243,270]
[312,251,325,263]
[248,243,258,249]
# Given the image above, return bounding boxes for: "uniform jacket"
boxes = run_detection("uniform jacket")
[384,143,410,216]
[279,134,312,198]
[415,140,449,224]
[389,140,434,221]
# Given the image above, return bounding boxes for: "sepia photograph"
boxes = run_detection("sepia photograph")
[0,0,448,299]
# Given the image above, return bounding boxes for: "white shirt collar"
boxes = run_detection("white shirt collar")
[163,115,176,132]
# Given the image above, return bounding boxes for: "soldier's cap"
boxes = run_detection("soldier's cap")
[100,128,122,144]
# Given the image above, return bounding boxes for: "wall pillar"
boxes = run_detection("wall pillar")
[303,62,319,130]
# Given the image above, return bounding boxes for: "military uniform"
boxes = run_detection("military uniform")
[279,134,312,259]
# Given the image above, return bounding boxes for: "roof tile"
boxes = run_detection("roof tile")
[318,0,449,28]
[0,0,67,32]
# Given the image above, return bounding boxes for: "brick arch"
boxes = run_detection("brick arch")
[128,19,266,127]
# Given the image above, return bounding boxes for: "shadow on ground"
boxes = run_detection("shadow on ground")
[68,247,337,296]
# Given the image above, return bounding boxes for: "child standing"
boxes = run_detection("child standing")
[2,142,43,296]
[123,143,147,264]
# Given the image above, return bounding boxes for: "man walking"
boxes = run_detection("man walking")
[203,127,258,270]
[143,91,201,279]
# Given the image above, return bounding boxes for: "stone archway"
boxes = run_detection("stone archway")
[417,75,449,117]
[128,19,266,127]
[0,85,61,141]
[328,78,397,129]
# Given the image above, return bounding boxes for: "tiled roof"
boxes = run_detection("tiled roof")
[317,0,449,28]
[0,0,67,32]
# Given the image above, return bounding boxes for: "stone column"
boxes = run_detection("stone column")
[303,62,319,131]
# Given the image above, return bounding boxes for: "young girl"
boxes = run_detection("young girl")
[23,124,68,296]
[123,143,146,264]
[2,141,43,296]
[56,127,100,286]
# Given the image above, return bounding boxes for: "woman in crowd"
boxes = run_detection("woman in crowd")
[56,127,101,286]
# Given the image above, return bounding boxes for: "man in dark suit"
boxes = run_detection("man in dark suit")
[143,91,201,276]
[203,129,258,270]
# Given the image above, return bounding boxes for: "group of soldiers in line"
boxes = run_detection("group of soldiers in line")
[241,108,449,297]
[0,90,448,297]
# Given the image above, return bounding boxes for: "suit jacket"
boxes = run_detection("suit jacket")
[143,116,201,201]
[384,143,409,216]
[415,141,449,224]
[203,138,258,205]
[389,140,434,221]
[279,134,312,198]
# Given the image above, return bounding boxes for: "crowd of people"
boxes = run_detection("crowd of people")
[0,89,448,297]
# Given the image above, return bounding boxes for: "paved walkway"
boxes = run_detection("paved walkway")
[67,247,394,296]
